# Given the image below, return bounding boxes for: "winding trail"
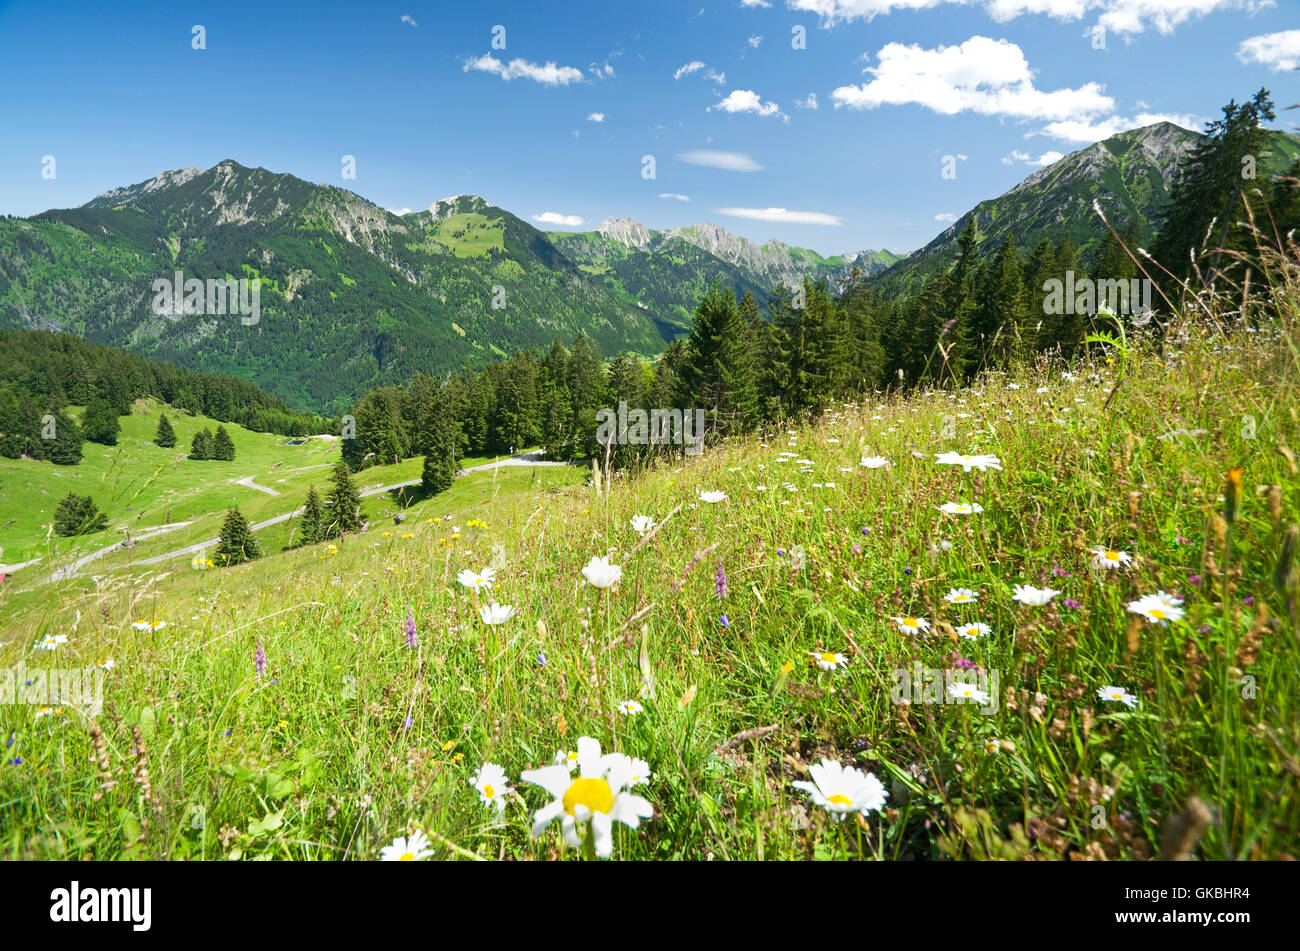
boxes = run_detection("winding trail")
[33,451,572,580]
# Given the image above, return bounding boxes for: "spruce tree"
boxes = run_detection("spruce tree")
[325,461,364,536]
[419,390,458,497]
[80,396,121,446]
[682,285,758,434]
[46,410,83,465]
[212,424,236,461]
[190,427,214,460]
[298,485,325,545]
[215,507,260,566]
[53,493,108,536]
[155,413,176,448]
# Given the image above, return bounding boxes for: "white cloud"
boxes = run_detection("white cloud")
[1237,30,1300,72]
[706,68,727,85]
[710,89,786,119]
[678,150,764,171]
[532,212,585,226]
[796,93,819,110]
[717,207,845,224]
[587,112,606,122]
[830,36,1113,121]
[400,14,418,27]
[790,0,1274,34]
[934,212,958,222]
[1035,111,1201,143]
[464,54,584,85]
[389,207,413,216]
[748,34,764,48]
[741,0,772,6]
[659,193,692,201]
[1002,148,1064,165]
[674,61,706,79]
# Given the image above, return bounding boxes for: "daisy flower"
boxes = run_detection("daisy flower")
[472,762,512,813]
[630,515,655,535]
[35,634,68,651]
[1097,685,1138,708]
[943,587,979,605]
[860,456,890,469]
[96,658,116,669]
[1090,547,1132,570]
[379,830,434,861]
[948,681,991,705]
[934,451,1003,472]
[626,757,652,786]
[520,736,654,859]
[457,567,496,590]
[791,758,888,820]
[1012,584,1060,606]
[618,699,644,716]
[479,602,516,625]
[956,621,991,640]
[938,502,983,516]
[982,738,1000,755]
[890,615,931,635]
[808,650,849,672]
[581,556,622,588]
[698,490,727,503]
[1127,592,1185,624]
[554,749,581,772]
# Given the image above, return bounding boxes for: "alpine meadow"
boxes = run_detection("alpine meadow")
[2,0,1300,891]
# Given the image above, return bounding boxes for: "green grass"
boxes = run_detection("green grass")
[1,312,1297,862]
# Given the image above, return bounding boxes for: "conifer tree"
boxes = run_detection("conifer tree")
[298,485,325,545]
[325,461,364,536]
[53,492,108,536]
[419,390,458,497]
[681,285,758,434]
[190,427,214,460]
[212,424,236,461]
[155,412,176,448]
[80,396,121,446]
[46,409,83,465]
[215,507,260,566]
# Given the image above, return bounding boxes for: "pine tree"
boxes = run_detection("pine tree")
[681,285,758,434]
[190,427,214,460]
[972,237,1027,371]
[298,485,325,545]
[325,461,364,536]
[155,413,176,448]
[212,424,236,461]
[80,396,121,446]
[46,409,83,465]
[215,507,260,566]
[419,390,457,497]
[53,493,108,536]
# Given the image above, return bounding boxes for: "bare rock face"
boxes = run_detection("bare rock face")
[596,216,652,249]
[84,167,204,208]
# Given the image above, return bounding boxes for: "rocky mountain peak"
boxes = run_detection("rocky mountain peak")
[596,216,651,249]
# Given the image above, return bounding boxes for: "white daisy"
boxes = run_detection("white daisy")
[808,650,849,672]
[553,749,581,772]
[630,515,655,535]
[890,615,931,635]
[1090,547,1132,570]
[36,634,68,651]
[698,490,727,503]
[618,699,644,716]
[96,658,116,669]
[934,451,1003,472]
[948,681,991,705]
[581,556,623,589]
[478,602,516,625]
[938,502,983,516]
[472,762,512,813]
[1012,584,1060,606]
[457,567,496,590]
[791,758,888,820]
[943,587,979,605]
[1097,685,1138,708]
[956,621,991,640]
[860,456,890,469]
[1127,592,1185,624]
[982,738,1000,755]
[520,736,654,859]
[379,830,434,861]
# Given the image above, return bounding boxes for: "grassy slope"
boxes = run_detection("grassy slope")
[1,316,1297,861]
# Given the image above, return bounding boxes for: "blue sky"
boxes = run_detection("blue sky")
[1,0,1296,255]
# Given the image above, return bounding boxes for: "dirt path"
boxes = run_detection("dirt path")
[234,475,281,496]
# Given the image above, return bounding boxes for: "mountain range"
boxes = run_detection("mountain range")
[2,120,1296,414]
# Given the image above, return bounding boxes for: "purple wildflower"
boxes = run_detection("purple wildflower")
[1175,535,1192,545]
[852,544,862,555]
[720,614,731,627]
[8,758,20,766]
[537,652,548,666]
[904,567,912,575]
[1188,574,1202,586]
[1063,598,1084,610]
[1051,566,1071,578]
[403,716,413,731]
[715,559,728,600]
[951,654,977,671]
[1197,625,1212,634]
[404,609,418,649]
[254,638,267,679]
[1242,596,1255,607]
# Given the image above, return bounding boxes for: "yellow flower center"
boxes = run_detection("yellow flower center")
[483,784,495,799]
[820,652,837,664]
[562,777,614,817]
[1149,608,1165,619]
[904,618,917,627]
[827,794,852,806]
[398,851,415,861]
[1105,550,1120,561]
